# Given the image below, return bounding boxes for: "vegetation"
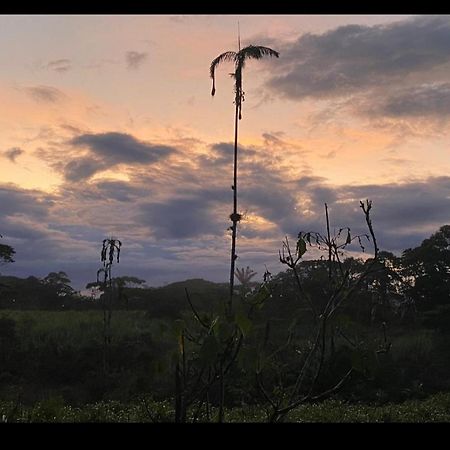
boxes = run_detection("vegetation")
[3,392,450,423]
[0,216,449,422]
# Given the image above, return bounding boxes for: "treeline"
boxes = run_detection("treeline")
[0,225,449,319]
[0,274,227,316]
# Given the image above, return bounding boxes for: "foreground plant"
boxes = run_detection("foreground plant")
[254,200,387,422]
[96,237,122,375]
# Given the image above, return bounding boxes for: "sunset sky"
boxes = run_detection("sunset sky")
[1,14,449,289]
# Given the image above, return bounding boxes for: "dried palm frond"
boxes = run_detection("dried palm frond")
[210,45,279,106]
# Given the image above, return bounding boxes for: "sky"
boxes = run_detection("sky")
[0,14,449,289]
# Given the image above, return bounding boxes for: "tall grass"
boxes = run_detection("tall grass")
[3,392,450,422]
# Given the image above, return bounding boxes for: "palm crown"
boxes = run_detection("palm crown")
[210,45,279,119]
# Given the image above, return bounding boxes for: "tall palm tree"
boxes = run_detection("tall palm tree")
[210,43,279,316]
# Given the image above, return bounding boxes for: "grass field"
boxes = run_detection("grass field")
[2,392,450,422]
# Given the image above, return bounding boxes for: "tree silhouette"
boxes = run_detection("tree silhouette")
[210,42,279,316]
[0,235,15,266]
[402,225,450,309]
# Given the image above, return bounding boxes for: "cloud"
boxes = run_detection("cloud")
[94,180,148,202]
[63,157,105,182]
[367,83,450,118]
[65,132,177,180]
[125,51,148,70]
[46,59,71,73]
[138,197,225,239]
[0,172,448,289]
[23,85,66,103]
[3,147,24,162]
[0,185,53,219]
[69,132,176,165]
[289,176,450,253]
[1,217,50,240]
[338,178,450,232]
[262,132,287,149]
[132,171,450,273]
[196,142,260,175]
[267,16,450,100]
[1,127,449,290]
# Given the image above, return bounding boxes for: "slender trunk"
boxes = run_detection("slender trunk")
[175,362,182,422]
[102,296,107,375]
[325,203,335,356]
[218,360,225,423]
[228,101,239,317]
[175,332,186,423]
[325,203,332,281]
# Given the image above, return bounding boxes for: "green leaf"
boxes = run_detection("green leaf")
[249,284,271,307]
[208,315,220,333]
[346,230,351,245]
[297,237,307,257]
[235,308,253,337]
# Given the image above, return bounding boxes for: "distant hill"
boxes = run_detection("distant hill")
[126,278,228,317]
[159,278,228,293]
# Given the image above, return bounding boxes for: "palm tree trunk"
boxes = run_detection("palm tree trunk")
[228,101,239,317]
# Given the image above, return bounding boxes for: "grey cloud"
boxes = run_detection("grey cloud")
[241,185,298,227]
[0,185,53,219]
[46,223,111,246]
[370,83,450,118]
[296,176,328,187]
[138,197,225,239]
[23,85,66,103]
[222,173,450,255]
[47,59,71,73]
[267,16,450,100]
[3,147,24,162]
[262,132,287,148]
[197,142,239,169]
[1,218,49,240]
[196,142,259,173]
[64,132,177,181]
[0,171,448,290]
[59,123,85,136]
[94,180,148,202]
[292,177,450,253]
[63,157,106,182]
[70,132,176,165]
[339,178,450,230]
[125,51,148,70]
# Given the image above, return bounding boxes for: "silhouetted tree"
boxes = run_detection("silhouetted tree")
[0,235,15,267]
[210,42,279,316]
[402,225,450,309]
[41,271,75,297]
